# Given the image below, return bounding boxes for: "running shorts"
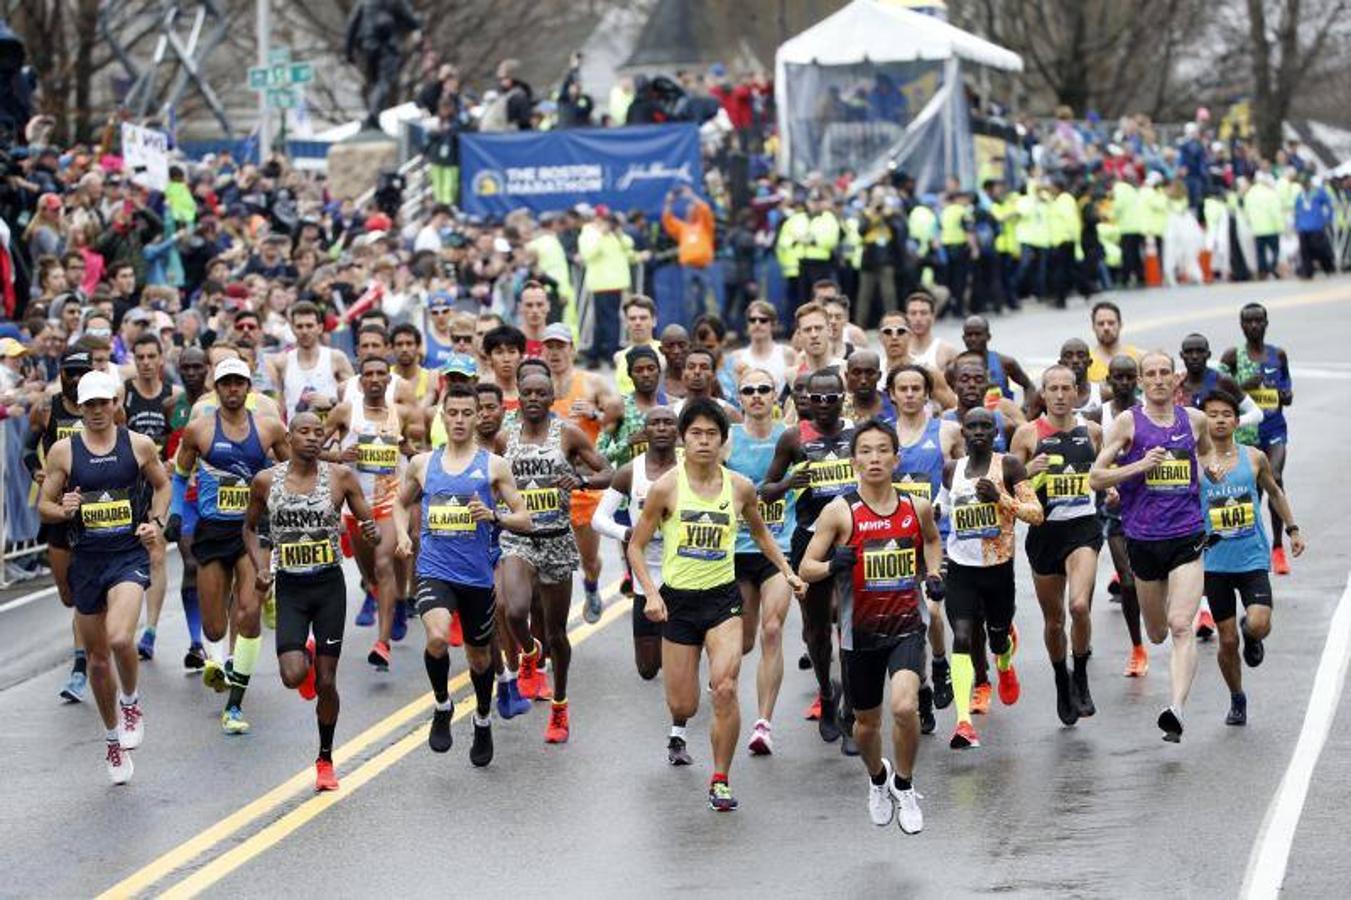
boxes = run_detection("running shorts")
[1026,516,1104,577]
[414,577,496,647]
[735,552,781,588]
[842,631,925,711]
[191,517,248,569]
[40,522,71,552]
[1204,570,1273,622]
[276,567,346,657]
[500,531,580,585]
[944,559,1015,629]
[70,547,151,615]
[1126,532,1206,582]
[659,581,742,646]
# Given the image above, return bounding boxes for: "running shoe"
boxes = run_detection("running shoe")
[1157,706,1183,743]
[517,646,544,699]
[949,720,980,750]
[429,707,453,753]
[620,572,634,596]
[496,679,531,719]
[996,626,1020,705]
[1055,668,1079,726]
[355,592,377,627]
[818,680,842,743]
[668,735,694,766]
[136,629,156,661]
[971,682,993,715]
[1272,546,1290,576]
[119,699,144,750]
[892,782,924,835]
[391,601,408,642]
[314,757,339,792]
[868,759,896,826]
[202,659,229,693]
[747,719,774,756]
[221,706,250,735]
[262,591,277,630]
[583,585,603,624]
[470,718,494,767]
[106,741,134,785]
[1195,608,1216,641]
[544,702,570,743]
[803,693,822,721]
[448,611,463,648]
[59,670,87,703]
[1072,666,1096,717]
[1123,644,1149,678]
[298,638,317,701]
[1225,692,1248,726]
[918,686,936,735]
[840,731,860,757]
[367,639,391,671]
[183,643,206,672]
[708,780,738,812]
[931,658,953,709]
[1107,572,1122,601]
[797,651,812,671]
[1241,615,1265,668]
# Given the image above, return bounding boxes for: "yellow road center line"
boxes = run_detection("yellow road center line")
[1121,284,1348,338]
[97,579,624,899]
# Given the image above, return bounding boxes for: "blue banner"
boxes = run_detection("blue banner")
[460,125,704,219]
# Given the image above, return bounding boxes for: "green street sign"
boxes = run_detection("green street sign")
[247,67,269,90]
[267,88,297,109]
[268,47,292,65]
[249,58,313,92]
[289,62,314,84]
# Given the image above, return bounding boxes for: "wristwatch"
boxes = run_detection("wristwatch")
[1286,525,1300,536]
[578,474,590,490]
[151,514,166,528]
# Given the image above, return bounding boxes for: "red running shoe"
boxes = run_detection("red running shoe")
[950,721,980,750]
[367,639,391,671]
[314,758,339,792]
[449,611,464,648]
[1195,608,1216,641]
[544,701,570,743]
[1123,644,1149,678]
[298,638,317,700]
[996,625,1020,706]
[971,683,993,715]
[804,694,822,721]
[1272,547,1290,576]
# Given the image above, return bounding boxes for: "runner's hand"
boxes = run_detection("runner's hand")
[975,477,1000,503]
[1026,453,1050,476]
[627,428,649,448]
[1138,446,1168,474]
[135,522,161,549]
[787,465,812,490]
[1105,487,1120,509]
[924,574,945,602]
[340,445,360,464]
[394,531,412,559]
[644,594,667,623]
[1290,531,1307,558]
[60,488,81,519]
[786,573,807,598]
[828,545,856,576]
[359,518,380,545]
[466,498,494,522]
[555,470,582,492]
[255,568,274,595]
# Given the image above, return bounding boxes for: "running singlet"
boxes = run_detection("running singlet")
[1029,418,1097,522]
[268,461,342,574]
[123,379,172,448]
[69,428,144,554]
[727,422,794,553]
[1201,448,1269,573]
[197,412,270,521]
[1185,368,1220,409]
[984,351,1011,403]
[1226,344,1289,446]
[630,452,665,594]
[500,415,572,538]
[836,489,926,651]
[661,463,736,591]
[42,399,84,462]
[424,327,456,370]
[419,448,496,587]
[1117,405,1202,541]
[945,454,1016,567]
[797,420,856,528]
[341,402,403,511]
[943,408,1007,452]
[282,346,340,418]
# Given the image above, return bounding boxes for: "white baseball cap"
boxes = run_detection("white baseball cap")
[213,358,253,384]
[76,370,119,405]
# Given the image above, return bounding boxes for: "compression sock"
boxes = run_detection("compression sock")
[870,766,888,786]
[893,773,912,791]
[182,587,203,645]
[226,634,262,709]
[952,653,975,724]
[318,720,336,762]
[424,650,451,703]
[584,578,598,595]
[1052,658,1069,677]
[72,649,87,676]
[993,630,1015,673]
[470,665,494,717]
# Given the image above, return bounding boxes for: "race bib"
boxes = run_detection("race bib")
[952,497,999,540]
[356,435,399,474]
[1208,493,1257,538]
[80,489,133,532]
[1146,451,1192,492]
[862,539,917,591]
[630,440,649,459]
[56,422,84,441]
[808,457,855,498]
[521,486,563,526]
[278,539,336,570]
[892,473,933,501]
[677,509,731,562]
[217,477,250,514]
[758,498,785,531]
[1248,387,1279,411]
[427,495,477,535]
[1045,468,1091,506]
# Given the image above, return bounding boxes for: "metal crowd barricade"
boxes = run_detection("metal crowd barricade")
[0,417,47,589]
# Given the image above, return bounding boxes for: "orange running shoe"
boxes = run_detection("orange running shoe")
[544,701,570,743]
[804,693,822,720]
[996,626,1020,705]
[971,683,993,715]
[449,611,464,648]
[1272,547,1290,576]
[1195,608,1216,641]
[950,720,980,749]
[367,639,391,671]
[298,637,317,701]
[517,643,542,699]
[1124,644,1149,678]
[315,758,339,792]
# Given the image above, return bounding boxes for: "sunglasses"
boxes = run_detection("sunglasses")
[451,333,475,343]
[740,384,774,397]
[808,393,842,405]
[880,326,908,337]
[748,316,773,325]
[235,322,259,331]
[430,307,452,315]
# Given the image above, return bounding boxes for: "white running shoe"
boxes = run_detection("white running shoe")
[119,700,144,750]
[868,759,896,826]
[747,719,774,756]
[106,741,134,785]
[892,781,924,834]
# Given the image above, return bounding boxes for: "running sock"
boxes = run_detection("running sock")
[473,713,490,728]
[203,637,225,664]
[424,650,451,703]
[318,720,335,762]
[711,771,728,785]
[141,626,156,642]
[952,653,975,724]
[893,773,912,792]
[992,630,1014,672]
[496,669,516,684]
[73,649,87,676]
[670,724,687,740]
[469,666,494,717]
[1072,653,1090,675]
[182,587,203,645]
[435,699,453,712]
[870,766,888,786]
[583,578,598,594]
[226,634,262,709]
[106,729,119,743]
[119,691,139,706]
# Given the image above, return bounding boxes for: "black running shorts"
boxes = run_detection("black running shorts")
[191,517,248,569]
[1126,532,1206,582]
[944,559,1015,630]
[734,552,781,588]
[414,577,496,647]
[842,631,925,711]
[1204,570,1273,622]
[276,567,347,658]
[659,581,742,646]
[1026,516,1103,577]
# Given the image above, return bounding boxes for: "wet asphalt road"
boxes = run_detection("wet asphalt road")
[2,276,1350,898]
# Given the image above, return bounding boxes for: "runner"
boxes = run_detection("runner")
[1010,365,1104,725]
[1090,351,1213,742]
[945,352,1024,450]
[762,368,855,746]
[243,412,377,791]
[496,366,613,743]
[843,350,893,423]
[422,291,459,370]
[659,324,691,401]
[614,295,663,394]
[1051,339,1105,420]
[1099,355,1149,677]
[904,293,958,371]
[731,300,797,401]
[878,310,958,409]
[393,385,533,766]
[479,325,526,411]
[959,315,1037,409]
[38,370,170,784]
[791,301,844,384]
[815,286,869,360]
[171,359,290,735]
[627,397,805,811]
[518,281,551,358]
[270,301,353,419]
[390,323,437,412]
[597,345,666,469]
[1220,303,1294,575]
[724,368,797,756]
[162,347,211,672]
[323,355,409,670]
[673,347,743,423]
[1198,389,1306,726]
[1086,300,1143,387]
[799,419,943,834]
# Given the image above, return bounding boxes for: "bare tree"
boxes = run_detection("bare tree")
[1245,0,1350,157]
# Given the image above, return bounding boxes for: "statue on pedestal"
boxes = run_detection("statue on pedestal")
[344,0,422,132]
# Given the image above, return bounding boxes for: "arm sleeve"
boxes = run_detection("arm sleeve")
[590,488,629,542]
[1237,394,1265,429]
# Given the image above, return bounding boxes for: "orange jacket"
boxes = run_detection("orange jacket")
[662,198,715,268]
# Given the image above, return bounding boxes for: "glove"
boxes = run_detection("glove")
[163,513,182,543]
[828,545,857,576]
[924,574,945,602]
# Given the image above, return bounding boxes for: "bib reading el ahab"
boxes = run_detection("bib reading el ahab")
[1145,449,1193,492]
[426,492,479,536]
[952,495,1000,540]
[1208,492,1256,538]
[356,433,400,474]
[81,489,134,533]
[677,508,732,562]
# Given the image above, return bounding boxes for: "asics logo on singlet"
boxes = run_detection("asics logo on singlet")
[856,520,889,533]
[901,516,913,529]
